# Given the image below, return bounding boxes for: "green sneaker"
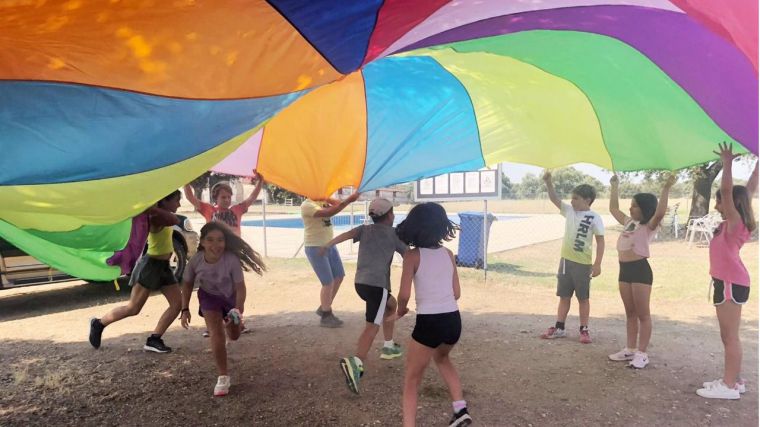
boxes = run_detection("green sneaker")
[339,356,363,394]
[380,343,403,360]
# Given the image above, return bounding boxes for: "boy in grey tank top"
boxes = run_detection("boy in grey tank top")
[319,198,408,394]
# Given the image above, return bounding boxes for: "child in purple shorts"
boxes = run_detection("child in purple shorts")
[179,222,265,397]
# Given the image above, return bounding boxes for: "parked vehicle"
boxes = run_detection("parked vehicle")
[0,215,198,290]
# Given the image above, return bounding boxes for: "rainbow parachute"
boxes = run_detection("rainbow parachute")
[1,0,757,280]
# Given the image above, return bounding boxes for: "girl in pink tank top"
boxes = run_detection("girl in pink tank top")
[696,143,757,400]
[396,203,472,427]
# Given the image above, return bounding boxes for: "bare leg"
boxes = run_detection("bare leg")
[716,302,742,388]
[320,284,334,312]
[100,284,151,326]
[152,284,182,336]
[383,296,398,341]
[204,311,228,376]
[432,344,463,402]
[618,282,638,349]
[403,339,435,427]
[556,297,572,323]
[356,323,380,360]
[578,298,590,327]
[331,275,343,302]
[226,314,242,342]
[631,284,652,352]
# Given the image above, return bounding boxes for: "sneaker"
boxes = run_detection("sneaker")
[202,330,210,338]
[696,380,741,400]
[89,318,104,349]
[214,375,231,397]
[579,329,592,344]
[629,351,649,369]
[320,313,343,328]
[143,336,172,353]
[380,343,403,360]
[339,356,363,394]
[449,407,473,427]
[540,326,566,339]
[316,306,324,317]
[608,348,635,361]
[226,308,241,326]
[703,378,746,394]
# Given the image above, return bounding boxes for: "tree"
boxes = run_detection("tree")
[501,174,515,199]
[686,161,722,218]
[265,184,303,204]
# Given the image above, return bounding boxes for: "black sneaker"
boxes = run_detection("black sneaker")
[449,408,472,427]
[89,318,104,349]
[144,336,172,353]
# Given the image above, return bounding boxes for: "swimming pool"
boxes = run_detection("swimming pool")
[241,213,525,229]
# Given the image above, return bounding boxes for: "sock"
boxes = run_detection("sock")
[580,325,588,332]
[353,356,364,369]
[555,321,565,330]
[383,340,395,348]
[94,318,105,329]
[150,333,161,339]
[452,400,467,413]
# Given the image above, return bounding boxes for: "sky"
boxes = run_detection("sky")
[500,161,756,184]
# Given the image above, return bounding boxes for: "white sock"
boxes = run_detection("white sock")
[353,356,363,367]
[383,340,395,348]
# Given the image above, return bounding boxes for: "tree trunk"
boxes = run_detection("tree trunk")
[688,161,722,218]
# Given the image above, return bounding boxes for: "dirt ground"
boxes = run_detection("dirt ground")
[1,239,758,426]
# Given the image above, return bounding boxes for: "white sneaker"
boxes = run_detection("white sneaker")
[696,380,740,400]
[629,351,649,369]
[214,375,231,397]
[608,348,635,361]
[702,378,746,394]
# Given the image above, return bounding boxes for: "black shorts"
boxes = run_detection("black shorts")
[619,258,653,285]
[712,278,750,305]
[412,311,461,349]
[130,256,177,291]
[355,283,389,325]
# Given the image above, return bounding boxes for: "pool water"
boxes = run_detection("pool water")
[241,213,525,229]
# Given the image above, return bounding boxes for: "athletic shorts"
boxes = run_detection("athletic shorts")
[355,283,390,325]
[618,258,653,285]
[304,246,345,286]
[557,258,591,300]
[129,256,177,291]
[712,278,750,305]
[412,311,461,349]
[197,288,236,318]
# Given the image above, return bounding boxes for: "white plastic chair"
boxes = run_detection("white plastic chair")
[686,212,722,247]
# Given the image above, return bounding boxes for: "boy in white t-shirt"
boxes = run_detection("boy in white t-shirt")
[540,171,605,344]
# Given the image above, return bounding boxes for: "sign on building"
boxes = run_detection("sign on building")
[413,166,502,202]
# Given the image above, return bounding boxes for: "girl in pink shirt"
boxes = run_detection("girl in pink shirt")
[608,174,676,369]
[697,143,757,400]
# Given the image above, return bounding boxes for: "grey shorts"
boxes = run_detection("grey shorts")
[557,258,591,300]
[305,246,345,286]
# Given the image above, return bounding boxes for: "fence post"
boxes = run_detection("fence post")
[483,199,488,281]
[262,193,268,258]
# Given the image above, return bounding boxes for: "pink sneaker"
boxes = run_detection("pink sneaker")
[579,329,592,344]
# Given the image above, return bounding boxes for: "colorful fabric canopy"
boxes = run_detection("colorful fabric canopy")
[1,1,757,280]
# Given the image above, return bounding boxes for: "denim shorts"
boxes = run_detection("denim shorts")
[304,246,345,286]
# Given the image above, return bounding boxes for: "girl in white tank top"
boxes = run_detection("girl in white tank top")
[395,203,471,427]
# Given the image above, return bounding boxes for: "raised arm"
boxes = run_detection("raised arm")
[648,173,677,230]
[147,205,179,227]
[241,171,265,208]
[182,184,203,211]
[714,142,742,226]
[747,160,758,197]
[313,191,361,218]
[396,249,419,319]
[542,170,561,209]
[608,174,628,226]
